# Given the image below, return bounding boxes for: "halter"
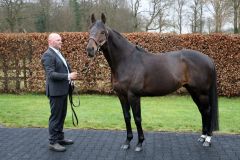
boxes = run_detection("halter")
[88,29,108,52]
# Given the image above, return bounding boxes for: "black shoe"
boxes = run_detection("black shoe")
[58,139,74,145]
[49,143,66,152]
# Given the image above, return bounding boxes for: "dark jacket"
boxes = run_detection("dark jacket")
[41,48,71,97]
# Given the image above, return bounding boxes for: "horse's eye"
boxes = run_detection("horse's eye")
[101,31,105,34]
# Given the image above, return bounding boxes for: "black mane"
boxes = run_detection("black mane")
[111,29,147,54]
[112,29,125,39]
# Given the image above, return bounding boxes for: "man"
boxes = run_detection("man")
[41,33,78,152]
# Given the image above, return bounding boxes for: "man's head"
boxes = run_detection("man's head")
[48,33,62,50]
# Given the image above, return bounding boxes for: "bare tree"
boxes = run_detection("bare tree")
[231,0,240,33]
[239,1,240,33]
[156,0,173,32]
[51,2,77,32]
[79,0,94,31]
[0,0,238,33]
[145,0,161,31]
[205,17,214,33]
[189,0,205,33]
[90,0,135,32]
[129,0,142,31]
[175,0,187,34]
[144,0,172,32]
[207,0,231,32]
[0,0,24,32]
[34,0,51,32]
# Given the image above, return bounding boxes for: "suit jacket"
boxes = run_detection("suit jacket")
[41,48,72,97]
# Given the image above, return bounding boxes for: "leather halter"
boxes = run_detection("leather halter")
[88,29,108,52]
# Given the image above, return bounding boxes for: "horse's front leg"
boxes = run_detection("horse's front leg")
[128,93,144,152]
[117,94,133,150]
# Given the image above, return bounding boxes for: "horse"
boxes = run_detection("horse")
[86,13,219,151]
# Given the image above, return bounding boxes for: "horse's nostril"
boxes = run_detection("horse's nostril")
[86,47,93,53]
[86,47,95,57]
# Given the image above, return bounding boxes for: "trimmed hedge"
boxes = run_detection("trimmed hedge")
[0,32,239,96]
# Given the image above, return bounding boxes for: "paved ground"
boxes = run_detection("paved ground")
[0,128,239,160]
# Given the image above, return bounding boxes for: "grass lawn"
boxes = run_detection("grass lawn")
[0,94,239,134]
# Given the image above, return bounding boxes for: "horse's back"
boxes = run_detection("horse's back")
[139,49,215,94]
[180,49,214,67]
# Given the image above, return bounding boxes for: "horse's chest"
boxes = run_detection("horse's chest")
[112,80,125,92]
[112,77,130,94]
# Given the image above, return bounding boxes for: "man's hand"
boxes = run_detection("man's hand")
[69,72,78,80]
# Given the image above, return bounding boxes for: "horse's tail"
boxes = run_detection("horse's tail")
[209,65,219,131]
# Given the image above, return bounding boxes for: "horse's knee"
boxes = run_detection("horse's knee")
[134,117,142,125]
[123,113,131,122]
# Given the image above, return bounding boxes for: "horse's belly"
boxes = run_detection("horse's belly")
[142,80,181,96]
[142,87,179,96]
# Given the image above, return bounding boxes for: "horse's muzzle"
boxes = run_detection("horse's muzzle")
[86,47,95,57]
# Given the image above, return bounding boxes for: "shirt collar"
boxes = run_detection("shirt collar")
[49,46,60,54]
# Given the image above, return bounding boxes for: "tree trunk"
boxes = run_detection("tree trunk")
[233,0,238,33]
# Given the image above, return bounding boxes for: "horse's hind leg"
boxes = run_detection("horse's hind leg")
[128,93,144,152]
[186,86,212,147]
[197,94,213,147]
[117,94,133,150]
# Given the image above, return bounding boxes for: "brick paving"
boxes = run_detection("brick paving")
[0,128,239,160]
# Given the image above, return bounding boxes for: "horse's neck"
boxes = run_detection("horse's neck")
[102,30,134,73]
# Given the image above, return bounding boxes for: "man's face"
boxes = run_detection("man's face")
[49,34,62,50]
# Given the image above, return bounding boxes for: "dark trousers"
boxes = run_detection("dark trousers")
[49,95,68,144]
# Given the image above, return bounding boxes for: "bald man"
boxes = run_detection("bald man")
[41,33,77,152]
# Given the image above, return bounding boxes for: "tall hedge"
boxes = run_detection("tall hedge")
[0,32,239,96]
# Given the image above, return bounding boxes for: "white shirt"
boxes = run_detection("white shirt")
[50,47,69,74]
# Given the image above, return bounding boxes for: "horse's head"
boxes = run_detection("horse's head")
[86,13,108,57]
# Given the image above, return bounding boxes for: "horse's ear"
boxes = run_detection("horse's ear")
[91,14,96,23]
[101,13,106,24]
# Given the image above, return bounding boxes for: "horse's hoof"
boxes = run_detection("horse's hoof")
[135,146,143,152]
[134,143,143,152]
[121,144,130,150]
[198,137,205,143]
[203,141,211,147]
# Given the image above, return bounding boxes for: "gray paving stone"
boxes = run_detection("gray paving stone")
[0,128,239,160]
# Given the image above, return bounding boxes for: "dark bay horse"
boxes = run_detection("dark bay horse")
[86,13,219,151]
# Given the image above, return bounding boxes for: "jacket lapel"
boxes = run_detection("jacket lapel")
[48,47,70,71]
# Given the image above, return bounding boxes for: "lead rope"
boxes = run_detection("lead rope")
[69,82,80,126]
